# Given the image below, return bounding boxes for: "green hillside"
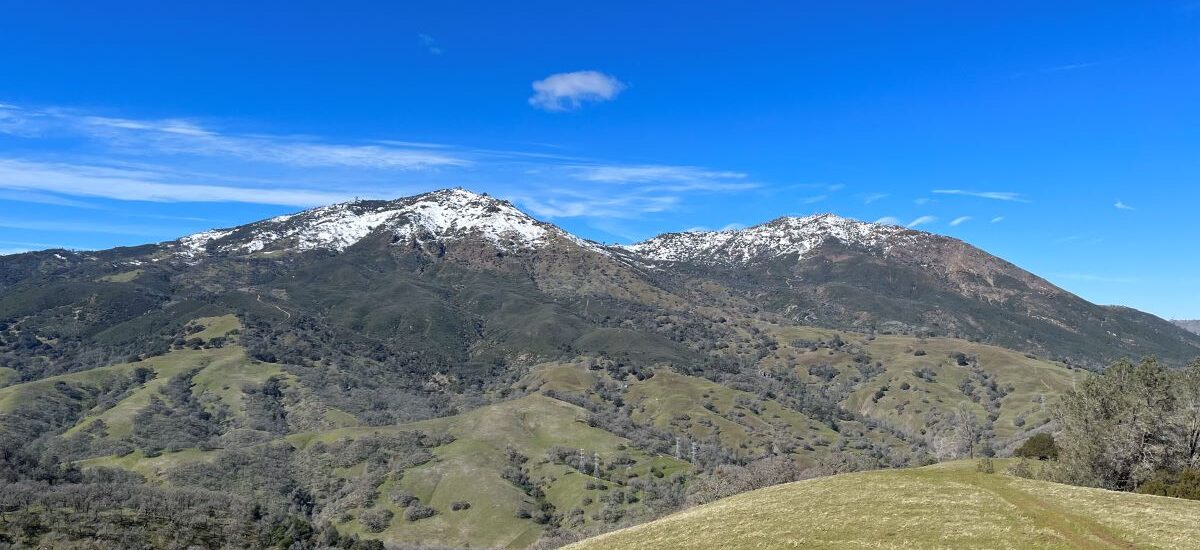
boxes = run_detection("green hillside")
[567,460,1200,550]
[0,313,1093,548]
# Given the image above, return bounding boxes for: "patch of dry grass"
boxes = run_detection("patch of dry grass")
[567,460,1200,550]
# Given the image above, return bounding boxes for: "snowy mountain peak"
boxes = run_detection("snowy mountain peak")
[177,188,586,257]
[622,213,917,265]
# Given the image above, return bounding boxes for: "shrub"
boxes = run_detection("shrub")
[1136,469,1200,500]
[975,457,994,474]
[1014,433,1058,460]
[389,488,416,507]
[450,501,471,511]
[404,503,437,521]
[1007,458,1034,479]
[359,508,393,532]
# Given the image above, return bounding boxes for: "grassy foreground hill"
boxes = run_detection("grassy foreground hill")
[566,460,1200,550]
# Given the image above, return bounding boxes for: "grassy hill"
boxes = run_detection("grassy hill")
[566,460,1200,550]
[0,314,1092,548]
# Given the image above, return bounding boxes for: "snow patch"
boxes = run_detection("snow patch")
[623,214,916,265]
[175,189,600,258]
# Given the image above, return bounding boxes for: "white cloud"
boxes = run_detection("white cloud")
[991,216,1005,223]
[418,33,443,55]
[950,216,972,227]
[0,247,31,256]
[570,164,754,192]
[529,71,625,112]
[0,190,99,209]
[1114,200,1135,210]
[907,215,937,228]
[0,219,164,236]
[863,193,888,204]
[720,222,745,231]
[933,189,1030,202]
[2,106,470,170]
[874,216,902,225]
[516,192,678,219]
[0,159,352,207]
[1042,60,1105,73]
[0,101,764,225]
[914,197,931,205]
[799,194,828,204]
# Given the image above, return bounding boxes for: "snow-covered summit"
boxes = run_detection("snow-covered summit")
[177,188,587,257]
[621,213,918,265]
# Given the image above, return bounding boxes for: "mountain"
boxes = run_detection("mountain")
[621,214,1200,367]
[1176,320,1200,335]
[566,460,1200,550]
[175,188,602,258]
[1,188,1198,548]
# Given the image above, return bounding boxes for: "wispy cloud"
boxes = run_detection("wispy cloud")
[949,216,972,227]
[0,218,166,236]
[1,106,470,170]
[0,159,352,207]
[529,71,625,112]
[1042,60,1106,73]
[417,33,443,55]
[0,189,99,209]
[1114,200,1135,210]
[0,100,764,227]
[863,193,888,204]
[991,216,1005,223]
[81,116,468,169]
[933,189,1030,202]
[515,190,678,219]
[874,216,902,225]
[569,164,755,192]
[799,194,828,205]
[907,215,937,228]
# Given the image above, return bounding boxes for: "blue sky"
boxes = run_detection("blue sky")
[0,1,1197,318]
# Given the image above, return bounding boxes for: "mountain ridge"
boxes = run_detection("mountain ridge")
[3,187,1197,369]
[1175,320,1200,335]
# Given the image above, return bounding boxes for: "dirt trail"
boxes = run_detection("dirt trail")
[967,474,1135,549]
[256,294,292,319]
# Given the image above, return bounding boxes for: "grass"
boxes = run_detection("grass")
[79,448,216,482]
[761,325,1081,448]
[625,369,839,461]
[567,460,1200,550]
[189,314,241,342]
[97,269,143,283]
[0,366,16,388]
[292,393,688,549]
[64,346,250,438]
[190,354,286,418]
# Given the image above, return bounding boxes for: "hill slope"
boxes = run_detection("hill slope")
[622,215,1200,367]
[1175,320,1200,335]
[567,460,1200,550]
